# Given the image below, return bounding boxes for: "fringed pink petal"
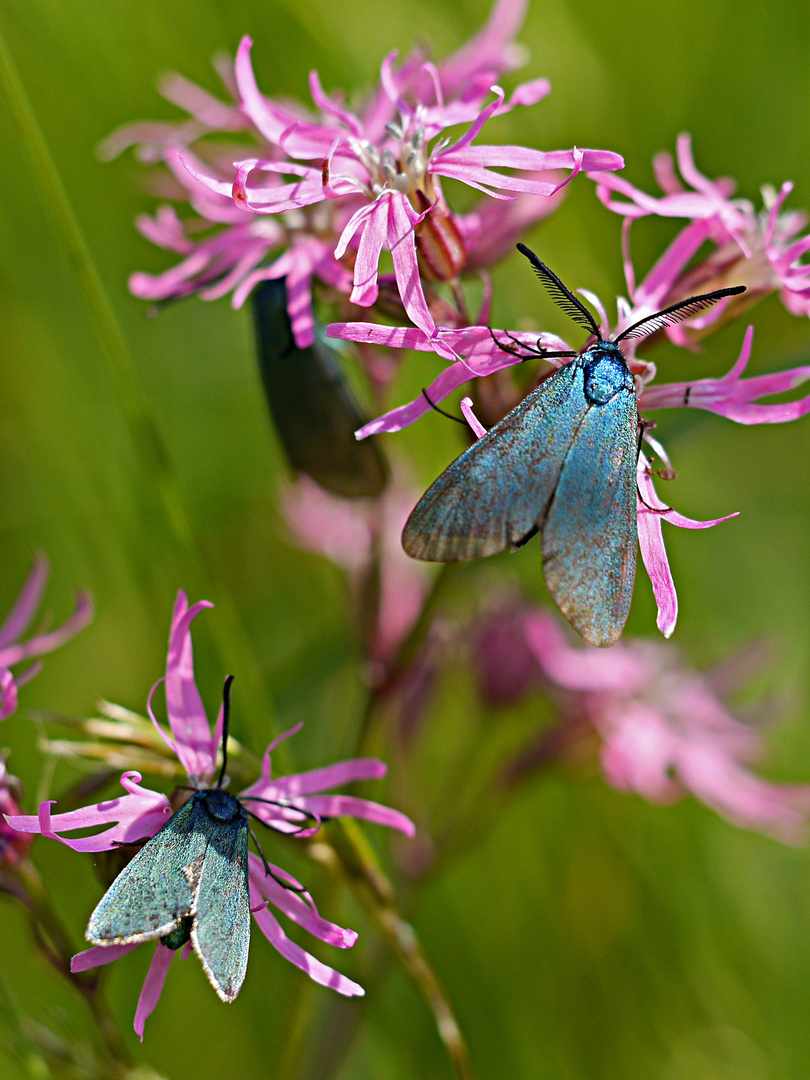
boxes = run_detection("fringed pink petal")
[0,592,93,667]
[251,903,364,997]
[164,592,216,781]
[301,794,416,836]
[0,666,18,721]
[71,942,140,973]
[6,773,170,852]
[524,610,650,692]
[0,556,49,649]
[134,944,175,1042]
[248,855,357,947]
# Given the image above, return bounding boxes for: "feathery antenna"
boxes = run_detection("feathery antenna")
[516,244,600,338]
[614,286,746,343]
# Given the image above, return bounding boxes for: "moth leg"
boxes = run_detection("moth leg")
[247,824,309,894]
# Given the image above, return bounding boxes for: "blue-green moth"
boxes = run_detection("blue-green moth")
[86,677,251,1002]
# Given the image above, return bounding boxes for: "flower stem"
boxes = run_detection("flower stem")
[0,20,277,737]
[326,819,475,1080]
[14,859,133,1071]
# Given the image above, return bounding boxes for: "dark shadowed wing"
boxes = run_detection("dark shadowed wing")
[191,806,251,1003]
[403,362,588,560]
[86,798,208,945]
[541,388,638,648]
[253,278,388,498]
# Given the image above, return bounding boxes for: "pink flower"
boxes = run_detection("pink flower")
[524,610,810,842]
[590,133,810,326]
[0,556,92,721]
[108,0,622,347]
[0,758,33,869]
[7,592,413,1039]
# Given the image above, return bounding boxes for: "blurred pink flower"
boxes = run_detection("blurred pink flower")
[7,592,413,1038]
[525,610,810,842]
[283,474,431,671]
[590,133,810,328]
[0,758,33,869]
[0,556,92,721]
[107,0,621,347]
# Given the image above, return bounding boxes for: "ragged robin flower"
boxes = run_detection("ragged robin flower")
[523,610,810,842]
[104,0,622,350]
[7,591,413,1039]
[0,555,92,721]
[589,133,810,333]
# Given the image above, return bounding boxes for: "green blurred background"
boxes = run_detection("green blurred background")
[0,0,809,1077]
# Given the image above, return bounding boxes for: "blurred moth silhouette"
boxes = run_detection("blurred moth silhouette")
[403,245,745,647]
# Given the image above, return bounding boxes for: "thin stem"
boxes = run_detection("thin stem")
[0,21,280,744]
[354,563,456,758]
[14,859,133,1071]
[326,819,475,1080]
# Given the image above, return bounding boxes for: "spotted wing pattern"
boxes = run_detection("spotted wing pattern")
[191,805,251,1003]
[86,797,207,945]
[541,388,638,647]
[403,363,588,560]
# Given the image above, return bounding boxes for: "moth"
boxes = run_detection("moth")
[253,277,388,498]
[403,244,745,647]
[86,677,307,1002]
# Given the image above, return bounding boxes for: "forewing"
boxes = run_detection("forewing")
[403,363,587,561]
[191,809,251,1003]
[86,798,208,945]
[541,389,638,647]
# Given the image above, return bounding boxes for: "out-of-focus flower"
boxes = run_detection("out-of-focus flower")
[524,610,810,842]
[283,474,431,673]
[106,0,622,347]
[0,758,33,869]
[0,557,92,721]
[8,592,413,1039]
[590,133,810,329]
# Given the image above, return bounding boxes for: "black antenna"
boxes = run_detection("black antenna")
[614,286,746,343]
[217,675,235,790]
[422,388,466,426]
[516,244,601,338]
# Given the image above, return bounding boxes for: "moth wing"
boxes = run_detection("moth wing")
[403,363,587,561]
[541,390,638,648]
[191,809,251,1003]
[86,797,208,945]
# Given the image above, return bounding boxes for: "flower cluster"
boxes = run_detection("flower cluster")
[105,0,622,351]
[8,593,413,1039]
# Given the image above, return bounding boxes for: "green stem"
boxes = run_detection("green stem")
[14,860,133,1072]
[326,820,475,1080]
[353,563,456,758]
[0,21,277,737]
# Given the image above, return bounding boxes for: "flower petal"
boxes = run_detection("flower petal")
[134,944,175,1042]
[6,772,170,852]
[251,902,364,996]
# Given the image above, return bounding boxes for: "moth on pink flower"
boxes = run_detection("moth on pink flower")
[7,592,414,1040]
[0,556,92,721]
[330,244,810,644]
[523,610,810,843]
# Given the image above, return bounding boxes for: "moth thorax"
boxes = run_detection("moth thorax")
[199,788,242,823]
[582,345,634,405]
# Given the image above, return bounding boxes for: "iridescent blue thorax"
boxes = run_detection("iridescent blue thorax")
[577,340,634,406]
[196,788,245,824]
